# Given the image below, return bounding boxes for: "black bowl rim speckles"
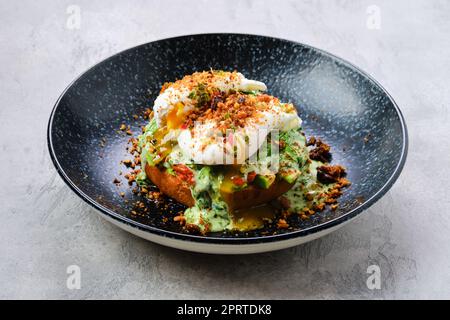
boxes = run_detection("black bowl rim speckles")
[47,33,408,245]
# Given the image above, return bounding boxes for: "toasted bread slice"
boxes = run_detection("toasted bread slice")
[145,164,294,210]
[145,164,195,207]
[220,180,294,211]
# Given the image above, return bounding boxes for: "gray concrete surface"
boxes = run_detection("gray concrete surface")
[1,0,449,299]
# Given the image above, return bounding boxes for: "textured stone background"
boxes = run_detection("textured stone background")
[1,0,449,299]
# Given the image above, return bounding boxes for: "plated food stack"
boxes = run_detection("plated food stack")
[136,70,349,234]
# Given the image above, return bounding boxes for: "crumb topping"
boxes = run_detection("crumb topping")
[183,92,281,132]
[309,138,332,163]
[160,70,240,94]
[317,164,347,184]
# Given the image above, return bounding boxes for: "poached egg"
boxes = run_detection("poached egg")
[152,71,302,165]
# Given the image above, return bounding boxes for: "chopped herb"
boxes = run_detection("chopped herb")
[166,167,176,176]
[189,83,211,107]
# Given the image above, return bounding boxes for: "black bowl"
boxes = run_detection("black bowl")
[48,33,407,253]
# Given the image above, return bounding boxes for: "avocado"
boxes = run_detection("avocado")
[281,170,300,184]
[254,174,276,189]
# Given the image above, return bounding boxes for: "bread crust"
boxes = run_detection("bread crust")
[221,180,294,211]
[145,164,195,207]
[145,164,294,210]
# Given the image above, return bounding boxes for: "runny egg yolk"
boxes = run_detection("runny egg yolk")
[167,102,186,129]
[219,166,246,193]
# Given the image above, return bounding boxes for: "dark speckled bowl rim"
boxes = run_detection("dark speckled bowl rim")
[47,33,408,245]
